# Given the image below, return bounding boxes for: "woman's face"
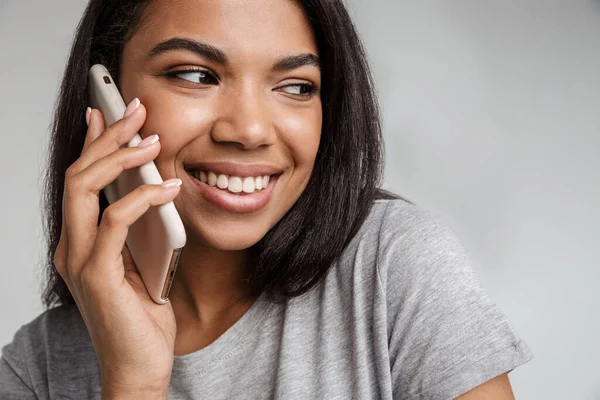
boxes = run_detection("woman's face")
[119,0,322,250]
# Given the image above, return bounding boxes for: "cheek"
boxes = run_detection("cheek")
[137,93,216,173]
[277,109,322,171]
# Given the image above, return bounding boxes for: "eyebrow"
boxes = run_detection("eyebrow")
[273,53,320,71]
[147,37,228,64]
[147,37,320,71]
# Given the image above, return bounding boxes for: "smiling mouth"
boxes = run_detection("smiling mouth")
[185,168,278,195]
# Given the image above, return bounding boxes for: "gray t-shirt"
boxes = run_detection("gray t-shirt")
[1,199,533,399]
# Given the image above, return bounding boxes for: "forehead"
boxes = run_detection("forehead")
[130,0,317,59]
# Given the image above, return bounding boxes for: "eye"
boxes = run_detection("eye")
[164,69,219,85]
[278,83,318,99]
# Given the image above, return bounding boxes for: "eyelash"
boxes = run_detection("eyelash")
[163,68,219,85]
[163,68,319,99]
[283,82,319,98]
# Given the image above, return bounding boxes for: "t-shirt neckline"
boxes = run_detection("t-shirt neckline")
[171,290,272,376]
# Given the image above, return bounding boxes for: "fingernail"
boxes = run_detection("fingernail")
[123,98,140,118]
[85,107,91,126]
[162,178,182,188]
[137,134,159,148]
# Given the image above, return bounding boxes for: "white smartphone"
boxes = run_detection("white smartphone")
[88,64,186,304]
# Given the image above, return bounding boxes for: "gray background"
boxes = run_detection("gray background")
[1,1,599,398]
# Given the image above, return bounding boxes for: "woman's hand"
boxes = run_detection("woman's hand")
[53,99,180,399]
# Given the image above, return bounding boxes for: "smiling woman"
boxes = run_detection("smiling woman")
[0,0,532,399]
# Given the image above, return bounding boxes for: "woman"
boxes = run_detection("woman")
[0,0,532,398]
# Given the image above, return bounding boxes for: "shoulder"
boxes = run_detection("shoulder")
[334,197,473,311]
[2,303,91,360]
[354,198,464,251]
[3,304,88,354]
[355,200,533,400]
[347,198,468,281]
[1,304,96,393]
[4,304,76,343]
[354,198,486,316]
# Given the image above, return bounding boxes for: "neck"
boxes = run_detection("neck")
[168,243,256,325]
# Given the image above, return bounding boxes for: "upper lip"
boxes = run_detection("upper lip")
[184,162,283,177]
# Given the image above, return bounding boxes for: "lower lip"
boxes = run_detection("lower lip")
[187,173,278,213]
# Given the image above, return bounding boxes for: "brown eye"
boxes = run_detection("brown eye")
[166,69,219,85]
[279,83,318,99]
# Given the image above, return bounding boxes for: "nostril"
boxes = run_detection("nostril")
[209,118,277,150]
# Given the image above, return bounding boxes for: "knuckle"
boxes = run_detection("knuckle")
[111,131,126,149]
[106,123,130,147]
[109,150,127,173]
[54,241,76,287]
[53,251,67,277]
[135,184,159,205]
[68,172,85,189]
[65,174,86,198]
[78,264,97,288]
[65,164,78,180]
[101,205,122,229]
[116,147,134,167]
[139,183,157,198]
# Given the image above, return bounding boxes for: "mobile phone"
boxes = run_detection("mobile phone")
[88,64,187,304]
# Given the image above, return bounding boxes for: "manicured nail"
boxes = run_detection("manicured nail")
[137,134,159,148]
[123,98,140,118]
[85,107,91,126]
[162,178,182,188]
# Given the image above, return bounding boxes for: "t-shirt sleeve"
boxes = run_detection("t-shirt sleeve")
[0,326,38,400]
[377,202,533,400]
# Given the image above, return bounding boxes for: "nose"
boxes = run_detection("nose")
[211,86,277,150]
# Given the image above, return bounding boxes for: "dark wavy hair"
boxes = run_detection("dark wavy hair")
[42,0,399,308]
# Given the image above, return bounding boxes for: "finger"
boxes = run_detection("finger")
[58,106,106,275]
[63,138,162,270]
[85,180,182,280]
[55,183,73,281]
[54,227,69,279]
[122,244,136,273]
[70,100,147,175]
[121,245,149,298]
[82,108,106,150]
[75,138,161,195]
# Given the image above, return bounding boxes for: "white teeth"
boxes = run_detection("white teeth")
[216,174,228,189]
[228,177,243,193]
[242,177,255,193]
[208,172,217,187]
[190,169,272,194]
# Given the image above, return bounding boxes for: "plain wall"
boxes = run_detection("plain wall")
[1,1,599,399]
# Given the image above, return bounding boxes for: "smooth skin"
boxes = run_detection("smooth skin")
[55,103,178,398]
[120,0,323,357]
[54,0,516,398]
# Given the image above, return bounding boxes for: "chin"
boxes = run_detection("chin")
[204,232,266,251]
[183,217,274,251]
